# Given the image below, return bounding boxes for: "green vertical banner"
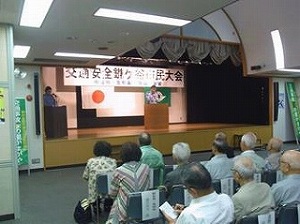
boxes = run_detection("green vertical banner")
[15,98,29,166]
[285,82,300,140]
[144,87,171,106]
[0,88,5,123]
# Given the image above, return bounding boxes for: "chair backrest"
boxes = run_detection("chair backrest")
[261,170,277,186]
[167,184,185,206]
[163,165,175,180]
[212,178,238,196]
[277,204,299,224]
[127,189,166,222]
[237,211,275,224]
[149,168,161,189]
[96,173,113,194]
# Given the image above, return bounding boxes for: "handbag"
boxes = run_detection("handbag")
[73,198,93,224]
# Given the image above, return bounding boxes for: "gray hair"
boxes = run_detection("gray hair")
[241,132,257,149]
[172,142,191,163]
[268,137,283,152]
[233,156,256,180]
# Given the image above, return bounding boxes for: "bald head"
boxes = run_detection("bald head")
[267,137,283,153]
[138,132,151,146]
[281,150,300,170]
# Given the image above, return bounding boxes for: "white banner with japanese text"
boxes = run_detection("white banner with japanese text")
[63,66,184,87]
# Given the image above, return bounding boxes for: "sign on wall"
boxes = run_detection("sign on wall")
[285,82,300,141]
[63,66,184,87]
[15,98,28,166]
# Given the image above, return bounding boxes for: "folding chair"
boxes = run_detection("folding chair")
[277,204,299,224]
[167,185,186,206]
[261,170,277,186]
[236,210,275,224]
[127,189,166,223]
[95,173,113,223]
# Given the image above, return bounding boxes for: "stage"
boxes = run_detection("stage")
[43,123,272,169]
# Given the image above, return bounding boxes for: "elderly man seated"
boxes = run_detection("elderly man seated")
[239,132,265,172]
[164,142,191,195]
[265,137,283,170]
[205,139,234,179]
[271,149,300,206]
[232,156,274,221]
[163,162,234,224]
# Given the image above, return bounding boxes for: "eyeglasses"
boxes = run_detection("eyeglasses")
[280,160,289,165]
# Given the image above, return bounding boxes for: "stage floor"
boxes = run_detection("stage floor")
[67,123,248,140]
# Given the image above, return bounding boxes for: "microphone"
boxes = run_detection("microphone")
[52,93,57,98]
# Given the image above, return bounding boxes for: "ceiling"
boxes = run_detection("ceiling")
[0,0,237,67]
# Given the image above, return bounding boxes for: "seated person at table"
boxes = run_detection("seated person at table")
[265,137,283,170]
[164,142,191,195]
[239,132,265,172]
[138,132,164,185]
[82,140,117,204]
[232,156,274,221]
[271,149,300,206]
[106,142,150,223]
[162,162,234,224]
[205,139,234,179]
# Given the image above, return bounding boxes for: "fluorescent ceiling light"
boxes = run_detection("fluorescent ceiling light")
[20,0,54,28]
[278,68,300,73]
[271,30,285,69]
[54,52,115,59]
[94,8,191,26]
[13,45,31,58]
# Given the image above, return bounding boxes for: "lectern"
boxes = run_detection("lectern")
[144,104,169,129]
[44,106,68,139]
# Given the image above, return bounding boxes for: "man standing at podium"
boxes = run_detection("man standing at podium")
[145,85,164,104]
[43,86,57,107]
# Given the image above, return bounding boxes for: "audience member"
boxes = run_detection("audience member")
[205,139,234,179]
[232,157,274,221]
[138,132,164,185]
[106,142,150,223]
[82,141,117,204]
[215,132,235,158]
[164,142,191,195]
[240,132,265,171]
[271,149,300,206]
[163,162,234,224]
[265,137,283,170]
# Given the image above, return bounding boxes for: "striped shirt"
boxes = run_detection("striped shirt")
[107,161,150,222]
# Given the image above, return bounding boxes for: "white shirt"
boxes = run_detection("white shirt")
[176,192,234,224]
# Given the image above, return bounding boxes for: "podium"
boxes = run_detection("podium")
[44,106,68,139]
[144,104,169,129]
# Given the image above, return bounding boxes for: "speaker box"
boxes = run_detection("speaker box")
[34,73,41,135]
[274,82,279,122]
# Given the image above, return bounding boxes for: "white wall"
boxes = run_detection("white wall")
[15,66,44,169]
[225,0,300,74]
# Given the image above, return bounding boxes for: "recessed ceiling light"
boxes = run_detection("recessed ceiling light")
[54,52,115,59]
[94,8,191,26]
[13,45,31,58]
[20,0,54,28]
